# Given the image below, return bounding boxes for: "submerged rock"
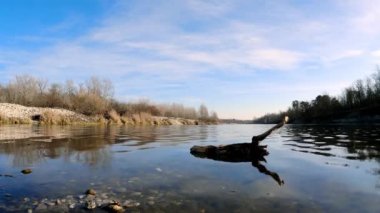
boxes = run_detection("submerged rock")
[85,200,97,210]
[35,203,47,211]
[21,169,32,174]
[106,201,124,212]
[123,199,140,208]
[86,189,97,196]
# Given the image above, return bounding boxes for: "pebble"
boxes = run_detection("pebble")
[86,188,97,196]
[101,193,108,199]
[2,188,150,212]
[116,187,127,193]
[107,203,124,212]
[96,198,103,206]
[86,194,96,200]
[46,202,55,206]
[123,199,140,208]
[35,203,47,211]
[56,199,62,205]
[85,200,97,210]
[21,169,32,174]
[131,192,142,196]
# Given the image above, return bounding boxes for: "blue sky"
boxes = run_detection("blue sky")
[1,0,380,119]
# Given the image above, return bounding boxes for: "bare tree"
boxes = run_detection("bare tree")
[198,104,209,119]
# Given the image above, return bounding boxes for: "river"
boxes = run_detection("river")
[0,124,379,212]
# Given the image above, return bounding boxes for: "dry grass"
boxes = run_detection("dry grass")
[108,109,121,124]
[93,115,107,125]
[0,107,205,126]
[40,110,71,125]
[0,112,5,124]
[131,113,141,125]
[0,112,32,124]
[120,116,133,125]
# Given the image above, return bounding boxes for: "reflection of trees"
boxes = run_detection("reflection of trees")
[115,125,209,148]
[0,140,46,167]
[283,125,380,161]
[0,125,211,167]
[0,126,117,167]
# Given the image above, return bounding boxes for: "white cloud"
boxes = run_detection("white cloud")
[371,50,380,58]
[324,50,365,62]
[245,49,304,70]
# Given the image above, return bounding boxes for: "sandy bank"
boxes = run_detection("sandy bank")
[0,103,212,126]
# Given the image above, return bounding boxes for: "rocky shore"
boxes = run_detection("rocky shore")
[2,187,152,212]
[0,103,212,126]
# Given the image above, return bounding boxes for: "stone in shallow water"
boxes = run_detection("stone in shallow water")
[131,192,142,196]
[21,169,32,174]
[86,194,96,200]
[46,201,55,206]
[123,200,140,208]
[116,187,127,193]
[35,203,47,211]
[107,202,124,212]
[86,189,97,196]
[85,200,97,210]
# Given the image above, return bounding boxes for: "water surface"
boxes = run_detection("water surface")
[0,124,379,212]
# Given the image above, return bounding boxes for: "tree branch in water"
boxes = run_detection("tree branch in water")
[252,116,289,145]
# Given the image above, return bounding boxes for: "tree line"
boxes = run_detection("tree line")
[0,75,218,121]
[254,69,380,124]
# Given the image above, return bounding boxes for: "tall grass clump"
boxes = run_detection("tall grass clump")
[40,110,71,125]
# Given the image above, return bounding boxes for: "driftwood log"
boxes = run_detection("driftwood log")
[190,116,288,186]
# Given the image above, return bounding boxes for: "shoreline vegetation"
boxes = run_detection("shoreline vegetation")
[0,75,218,125]
[0,103,213,125]
[254,69,380,124]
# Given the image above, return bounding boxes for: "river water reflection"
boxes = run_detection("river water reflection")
[0,124,379,212]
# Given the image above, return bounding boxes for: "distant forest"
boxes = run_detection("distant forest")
[0,75,218,121]
[254,69,380,124]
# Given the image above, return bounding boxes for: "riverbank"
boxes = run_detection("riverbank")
[0,103,215,125]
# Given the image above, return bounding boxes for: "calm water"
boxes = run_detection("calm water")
[0,124,379,212]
